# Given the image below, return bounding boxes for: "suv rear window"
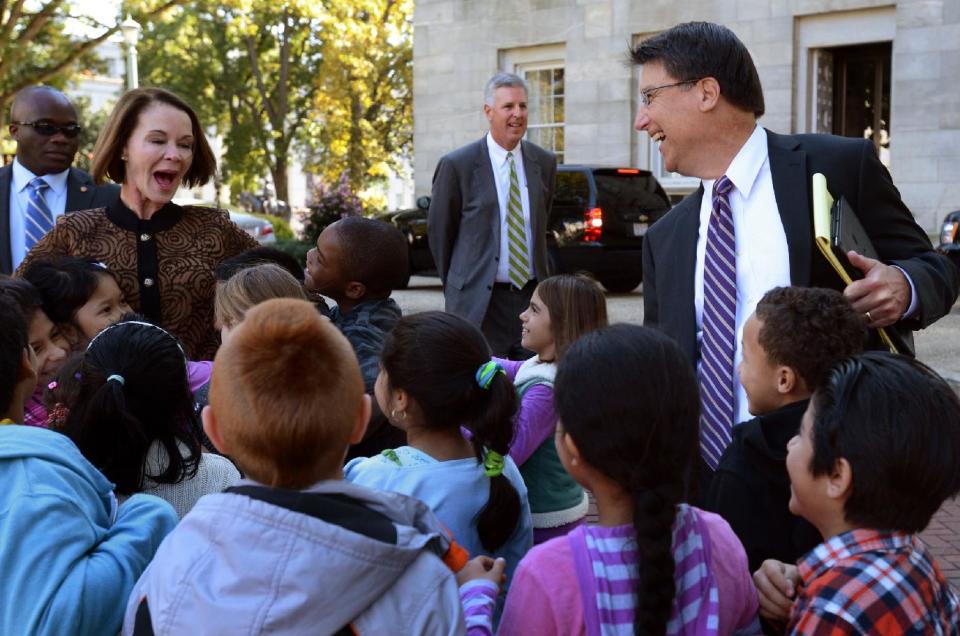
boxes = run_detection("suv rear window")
[593,170,670,213]
[554,171,589,208]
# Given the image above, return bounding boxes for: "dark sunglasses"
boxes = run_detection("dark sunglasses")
[12,120,83,138]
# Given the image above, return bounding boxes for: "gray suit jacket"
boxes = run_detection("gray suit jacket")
[427,137,557,326]
[0,164,120,274]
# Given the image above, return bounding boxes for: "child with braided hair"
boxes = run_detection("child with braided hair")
[345,311,533,582]
[460,324,760,635]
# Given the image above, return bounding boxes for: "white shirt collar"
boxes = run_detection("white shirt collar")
[486,132,523,166]
[11,157,70,195]
[703,124,767,199]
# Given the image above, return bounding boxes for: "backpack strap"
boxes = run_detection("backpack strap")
[567,525,601,636]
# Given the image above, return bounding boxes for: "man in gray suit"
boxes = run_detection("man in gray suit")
[0,86,119,274]
[427,73,557,358]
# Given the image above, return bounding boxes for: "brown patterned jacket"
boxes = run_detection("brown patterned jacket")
[18,199,258,359]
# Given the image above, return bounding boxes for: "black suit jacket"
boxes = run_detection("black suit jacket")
[0,164,120,274]
[642,130,959,362]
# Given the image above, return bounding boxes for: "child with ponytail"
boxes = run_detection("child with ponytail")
[345,311,533,579]
[462,325,760,635]
[497,274,607,543]
[64,319,240,518]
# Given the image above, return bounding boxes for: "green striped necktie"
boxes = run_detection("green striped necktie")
[506,152,530,289]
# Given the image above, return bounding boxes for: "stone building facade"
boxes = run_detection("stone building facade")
[413,0,960,229]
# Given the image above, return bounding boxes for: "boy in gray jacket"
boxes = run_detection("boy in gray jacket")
[124,298,471,635]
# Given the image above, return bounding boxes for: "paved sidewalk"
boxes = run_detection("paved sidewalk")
[923,498,960,589]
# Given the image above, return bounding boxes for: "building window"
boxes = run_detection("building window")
[520,66,565,163]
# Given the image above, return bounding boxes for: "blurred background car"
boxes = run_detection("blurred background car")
[174,197,276,245]
[381,166,672,292]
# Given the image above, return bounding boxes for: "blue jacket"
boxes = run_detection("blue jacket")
[0,425,177,635]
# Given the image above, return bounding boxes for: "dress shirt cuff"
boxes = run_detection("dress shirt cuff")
[892,265,918,320]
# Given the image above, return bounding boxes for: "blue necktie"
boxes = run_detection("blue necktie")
[699,176,737,470]
[25,177,54,250]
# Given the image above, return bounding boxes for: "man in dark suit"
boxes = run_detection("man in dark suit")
[427,73,557,358]
[633,23,958,471]
[1,86,119,274]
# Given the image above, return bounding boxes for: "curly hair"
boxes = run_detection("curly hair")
[755,286,867,389]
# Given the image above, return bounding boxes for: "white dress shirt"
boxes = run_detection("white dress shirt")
[487,132,535,283]
[695,125,791,426]
[695,125,918,426]
[9,158,69,270]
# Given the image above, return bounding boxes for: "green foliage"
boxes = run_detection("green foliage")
[0,1,185,120]
[129,0,412,208]
[272,239,313,268]
[301,173,364,243]
[73,95,113,173]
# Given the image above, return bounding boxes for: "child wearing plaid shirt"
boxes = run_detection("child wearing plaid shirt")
[754,353,960,634]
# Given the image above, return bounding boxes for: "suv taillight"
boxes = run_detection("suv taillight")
[261,225,274,237]
[584,207,603,242]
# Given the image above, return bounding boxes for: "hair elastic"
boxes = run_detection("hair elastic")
[483,449,505,478]
[107,374,125,385]
[475,361,505,390]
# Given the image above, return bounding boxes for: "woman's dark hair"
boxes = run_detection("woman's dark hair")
[811,352,960,533]
[91,87,216,187]
[631,21,765,117]
[381,311,519,551]
[63,319,201,495]
[555,324,700,635]
[20,255,118,326]
[0,276,42,324]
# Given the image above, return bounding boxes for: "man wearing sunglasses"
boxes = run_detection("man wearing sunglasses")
[0,86,119,274]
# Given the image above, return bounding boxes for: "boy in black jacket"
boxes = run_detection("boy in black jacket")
[702,286,866,572]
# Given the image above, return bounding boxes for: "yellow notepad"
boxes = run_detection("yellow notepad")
[812,173,898,353]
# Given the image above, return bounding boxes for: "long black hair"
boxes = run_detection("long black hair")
[380,311,520,551]
[63,319,201,494]
[555,324,700,635]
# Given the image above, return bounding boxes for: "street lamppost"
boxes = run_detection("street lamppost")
[120,15,141,91]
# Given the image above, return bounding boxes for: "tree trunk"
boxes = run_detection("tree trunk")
[271,159,290,221]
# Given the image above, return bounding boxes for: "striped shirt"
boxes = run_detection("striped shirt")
[789,528,960,634]
[577,505,722,635]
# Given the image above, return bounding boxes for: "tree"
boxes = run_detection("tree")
[131,0,412,211]
[0,0,184,120]
[307,0,412,196]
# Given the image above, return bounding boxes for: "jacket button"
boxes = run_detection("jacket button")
[144,278,155,287]
[140,233,151,242]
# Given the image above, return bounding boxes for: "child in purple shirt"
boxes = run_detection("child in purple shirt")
[496,274,607,544]
[462,325,760,635]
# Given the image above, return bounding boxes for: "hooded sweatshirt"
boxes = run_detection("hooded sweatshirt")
[0,425,178,636]
[124,478,468,635]
[701,399,821,572]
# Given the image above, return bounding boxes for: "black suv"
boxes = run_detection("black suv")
[382,165,672,292]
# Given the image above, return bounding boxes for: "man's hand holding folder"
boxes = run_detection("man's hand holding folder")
[812,173,910,353]
[842,250,911,329]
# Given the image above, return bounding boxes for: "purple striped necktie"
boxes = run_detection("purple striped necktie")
[700,175,736,470]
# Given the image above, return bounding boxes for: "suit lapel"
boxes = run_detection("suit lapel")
[767,130,812,286]
[0,166,12,274]
[520,141,543,241]
[666,188,703,361]
[472,137,501,249]
[65,168,95,212]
